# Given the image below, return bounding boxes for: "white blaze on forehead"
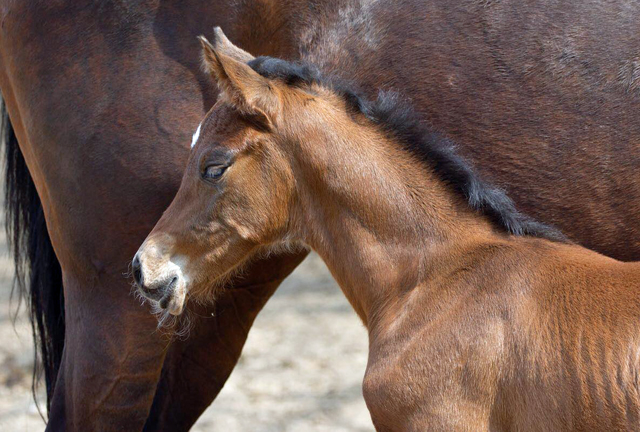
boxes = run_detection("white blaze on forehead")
[191,122,202,149]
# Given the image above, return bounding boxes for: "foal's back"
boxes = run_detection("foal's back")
[366,239,640,431]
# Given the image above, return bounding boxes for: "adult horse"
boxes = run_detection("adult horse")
[0,0,638,430]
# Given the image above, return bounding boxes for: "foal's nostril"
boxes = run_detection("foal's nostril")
[132,254,143,287]
[159,294,171,310]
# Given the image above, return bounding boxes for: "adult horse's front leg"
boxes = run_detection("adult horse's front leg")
[45,273,170,431]
[144,251,307,431]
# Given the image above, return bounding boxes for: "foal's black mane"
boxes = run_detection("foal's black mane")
[248,56,567,242]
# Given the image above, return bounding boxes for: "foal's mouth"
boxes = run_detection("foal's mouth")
[137,275,186,316]
[138,276,177,303]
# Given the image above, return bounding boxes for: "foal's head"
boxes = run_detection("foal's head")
[132,29,363,316]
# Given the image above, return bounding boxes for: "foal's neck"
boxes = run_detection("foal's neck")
[295,125,500,327]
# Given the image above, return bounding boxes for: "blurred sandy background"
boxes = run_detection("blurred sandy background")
[0,226,372,431]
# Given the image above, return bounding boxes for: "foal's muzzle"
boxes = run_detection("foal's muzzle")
[131,249,187,315]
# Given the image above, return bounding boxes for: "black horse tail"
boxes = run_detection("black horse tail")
[1,99,64,414]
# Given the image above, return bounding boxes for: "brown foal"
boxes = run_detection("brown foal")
[134,30,640,431]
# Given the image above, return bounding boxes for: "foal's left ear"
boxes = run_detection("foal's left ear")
[199,31,276,128]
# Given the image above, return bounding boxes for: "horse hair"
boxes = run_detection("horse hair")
[2,100,64,415]
[248,56,567,242]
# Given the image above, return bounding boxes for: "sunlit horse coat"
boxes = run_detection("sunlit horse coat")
[0,0,639,430]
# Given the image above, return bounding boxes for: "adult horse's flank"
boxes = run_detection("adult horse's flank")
[2,0,640,430]
[136,33,640,431]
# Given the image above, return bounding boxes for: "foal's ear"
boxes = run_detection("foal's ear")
[210,27,254,63]
[199,30,275,127]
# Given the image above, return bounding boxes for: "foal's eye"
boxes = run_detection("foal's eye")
[202,165,228,181]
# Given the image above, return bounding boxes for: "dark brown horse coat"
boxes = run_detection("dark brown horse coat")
[0,0,638,430]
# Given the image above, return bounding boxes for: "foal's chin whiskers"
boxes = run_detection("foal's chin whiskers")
[122,260,134,279]
[150,304,194,340]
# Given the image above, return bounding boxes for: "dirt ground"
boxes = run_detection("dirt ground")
[0,234,373,431]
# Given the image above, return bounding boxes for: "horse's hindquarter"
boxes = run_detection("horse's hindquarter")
[0,2,201,428]
[0,1,306,430]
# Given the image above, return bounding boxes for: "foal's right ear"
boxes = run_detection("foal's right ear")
[199,30,276,127]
